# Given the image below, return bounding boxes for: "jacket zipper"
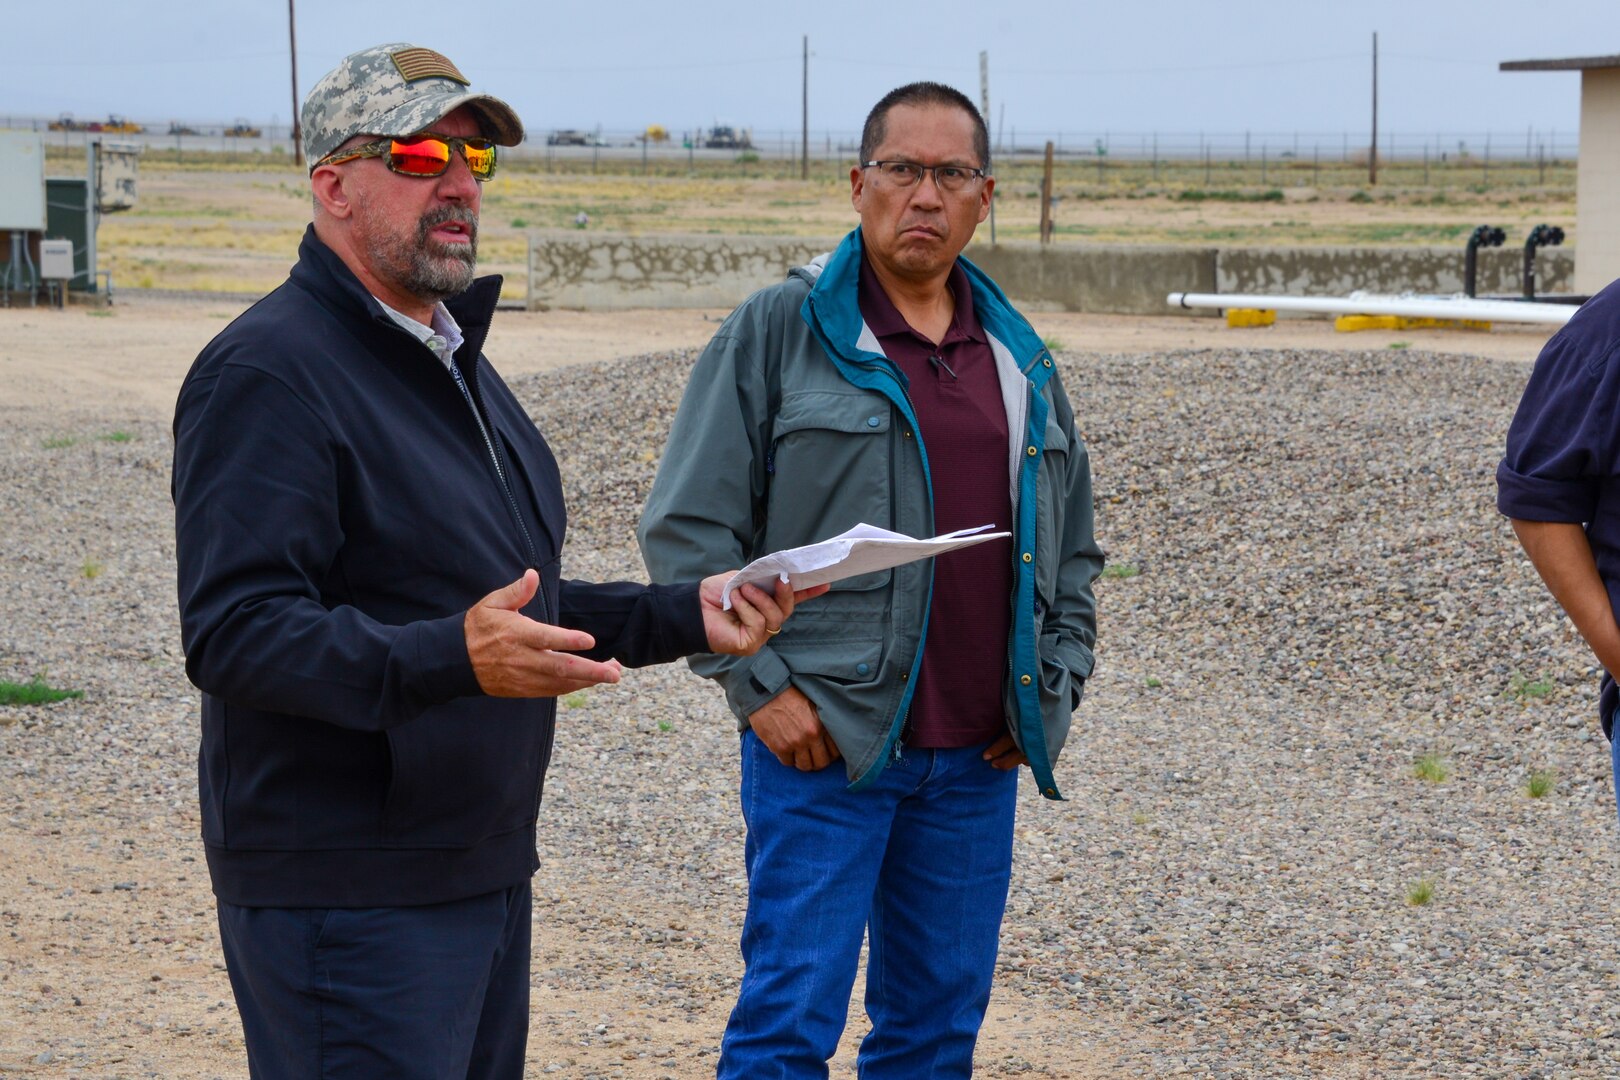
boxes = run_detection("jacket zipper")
[448,354,550,624]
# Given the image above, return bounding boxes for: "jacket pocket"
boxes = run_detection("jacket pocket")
[766,390,895,591]
[382,698,549,847]
[1033,412,1071,608]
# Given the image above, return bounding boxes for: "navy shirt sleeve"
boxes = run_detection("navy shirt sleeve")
[1497,300,1620,523]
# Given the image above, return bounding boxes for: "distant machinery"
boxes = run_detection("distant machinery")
[703,124,753,151]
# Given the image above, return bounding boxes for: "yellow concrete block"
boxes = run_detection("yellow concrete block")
[1226,308,1276,328]
[1334,314,1493,333]
[1335,315,1402,332]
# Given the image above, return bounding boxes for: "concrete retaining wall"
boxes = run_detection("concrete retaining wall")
[527,232,837,311]
[527,232,1577,316]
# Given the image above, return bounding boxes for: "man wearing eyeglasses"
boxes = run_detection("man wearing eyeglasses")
[172,42,816,1079]
[639,82,1103,1077]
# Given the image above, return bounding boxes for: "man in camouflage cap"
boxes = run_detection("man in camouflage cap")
[172,40,812,1079]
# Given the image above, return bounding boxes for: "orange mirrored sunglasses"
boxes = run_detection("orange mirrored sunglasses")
[315,134,497,181]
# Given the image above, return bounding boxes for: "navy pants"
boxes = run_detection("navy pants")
[216,883,532,1079]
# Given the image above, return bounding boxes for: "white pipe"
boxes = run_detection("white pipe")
[1167,290,1576,326]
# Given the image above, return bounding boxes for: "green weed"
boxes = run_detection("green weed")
[81,559,103,580]
[1387,341,1411,351]
[1145,676,1163,689]
[41,436,77,449]
[1507,673,1555,701]
[1525,769,1556,798]
[561,691,588,709]
[100,431,134,443]
[1411,753,1450,783]
[1101,563,1141,580]
[657,719,673,733]
[1406,878,1435,906]
[0,678,84,706]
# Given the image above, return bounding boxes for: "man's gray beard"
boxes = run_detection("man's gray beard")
[360,204,479,305]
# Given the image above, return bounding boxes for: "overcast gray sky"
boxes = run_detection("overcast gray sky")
[5,0,1614,145]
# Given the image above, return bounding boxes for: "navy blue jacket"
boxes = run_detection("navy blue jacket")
[173,228,706,907]
[1498,277,1620,735]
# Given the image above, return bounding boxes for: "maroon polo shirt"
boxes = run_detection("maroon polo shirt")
[858,253,1013,748]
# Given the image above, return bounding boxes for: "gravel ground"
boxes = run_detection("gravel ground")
[4,344,1619,1078]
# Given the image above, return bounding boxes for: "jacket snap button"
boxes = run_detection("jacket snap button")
[856,662,870,675]
[867,416,881,428]
[1022,552,1032,563]
[1020,674,1033,686]
[1026,445,1037,456]
[1045,787,1057,796]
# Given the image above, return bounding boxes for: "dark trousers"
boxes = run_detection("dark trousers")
[216,883,532,1079]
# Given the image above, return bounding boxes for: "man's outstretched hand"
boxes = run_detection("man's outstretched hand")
[465,570,624,697]
[699,574,829,656]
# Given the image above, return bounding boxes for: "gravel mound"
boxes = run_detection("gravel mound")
[4,345,1616,1077]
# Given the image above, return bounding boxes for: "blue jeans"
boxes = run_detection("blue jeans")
[216,884,532,1079]
[718,730,1020,1079]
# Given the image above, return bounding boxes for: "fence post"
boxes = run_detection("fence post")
[1040,141,1055,244]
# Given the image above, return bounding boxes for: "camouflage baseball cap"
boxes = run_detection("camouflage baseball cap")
[302,42,524,166]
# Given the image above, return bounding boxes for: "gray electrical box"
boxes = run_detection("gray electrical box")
[96,141,140,212]
[40,239,74,280]
[0,132,46,231]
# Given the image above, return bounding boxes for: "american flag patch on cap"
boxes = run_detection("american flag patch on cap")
[390,47,469,85]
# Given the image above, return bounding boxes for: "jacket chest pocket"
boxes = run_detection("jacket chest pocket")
[766,390,895,591]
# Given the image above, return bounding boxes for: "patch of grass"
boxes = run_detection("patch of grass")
[81,559,103,580]
[0,678,84,706]
[1406,878,1435,906]
[1130,811,1151,826]
[1348,190,1374,204]
[1507,673,1555,701]
[100,431,134,443]
[1525,769,1556,798]
[510,217,528,228]
[1411,753,1450,783]
[1387,341,1411,351]
[657,719,673,732]
[1042,336,1064,353]
[41,436,78,449]
[1145,676,1163,689]
[561,691,588,709]
[1101,563,1141,580]
[85,309,114,318]
[1173,188,1284,203]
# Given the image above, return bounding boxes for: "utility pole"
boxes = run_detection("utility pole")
[1369,31,1378,186]
[801,35,809,181]
[289,0,303,167]
[979,50,996,243]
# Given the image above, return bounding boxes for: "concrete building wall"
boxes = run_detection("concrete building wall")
[527,233,1574,316]
[1579,69,1620,294]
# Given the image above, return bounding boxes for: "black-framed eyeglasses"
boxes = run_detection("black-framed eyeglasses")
[314,134,498,181]
[861,160,987,192]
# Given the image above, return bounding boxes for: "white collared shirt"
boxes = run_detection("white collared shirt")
[374,297,465,371]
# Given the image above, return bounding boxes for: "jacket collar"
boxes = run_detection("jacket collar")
[800,227,1050,387]
[288,224,504,364]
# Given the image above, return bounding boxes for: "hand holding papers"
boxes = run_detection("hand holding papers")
[719,523,1011,611]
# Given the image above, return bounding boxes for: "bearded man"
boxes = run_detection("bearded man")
[171,42,814,1079]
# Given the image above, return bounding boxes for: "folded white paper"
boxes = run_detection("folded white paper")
[720,523,1011,610]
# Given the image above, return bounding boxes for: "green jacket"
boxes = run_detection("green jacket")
[638,228,1102,799]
